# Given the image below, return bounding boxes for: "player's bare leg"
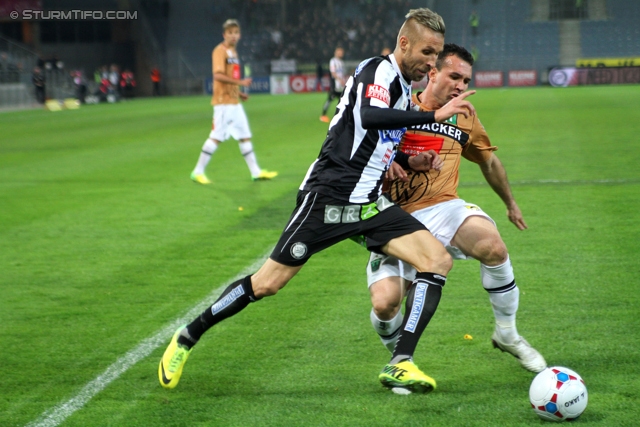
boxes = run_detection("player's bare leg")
[451,215,546,372]
[377,230,452,393]
[159,259,301,388]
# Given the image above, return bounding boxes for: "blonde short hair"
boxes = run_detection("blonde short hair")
[401,8,445,40]
[222,19,240,31]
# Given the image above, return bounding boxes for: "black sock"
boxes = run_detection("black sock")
[391,272,446,364]
[178,275,258,348]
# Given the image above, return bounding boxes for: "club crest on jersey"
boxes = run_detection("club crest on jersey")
[366,84,390,106]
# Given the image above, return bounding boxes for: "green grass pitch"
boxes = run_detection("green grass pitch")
[1,86,639,426]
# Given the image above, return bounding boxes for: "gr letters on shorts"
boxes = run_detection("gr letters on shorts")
[323,194,395,224]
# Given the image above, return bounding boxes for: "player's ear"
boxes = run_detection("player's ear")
[399,35,409,53]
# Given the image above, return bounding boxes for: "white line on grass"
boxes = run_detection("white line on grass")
[22,175,640,426]
[25,249,272,427]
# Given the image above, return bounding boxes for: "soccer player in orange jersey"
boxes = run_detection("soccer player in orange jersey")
[367,44,546,374]
[191,19,277,184]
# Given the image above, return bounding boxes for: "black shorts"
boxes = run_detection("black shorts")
[270,191,426,266]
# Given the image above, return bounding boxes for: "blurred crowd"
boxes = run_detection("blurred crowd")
[90,64,137,103]
[237,0,411,63]
[30,59,137,105]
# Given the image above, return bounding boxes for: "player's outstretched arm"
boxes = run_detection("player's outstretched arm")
[479,153,528,230]
[434,90,476,122]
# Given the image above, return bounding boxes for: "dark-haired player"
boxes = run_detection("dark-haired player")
[367,43,546,373]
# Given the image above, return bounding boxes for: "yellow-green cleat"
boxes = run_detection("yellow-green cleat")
[379,360,437,395]
[190,172,212,184]
[158,325,193,389]
[252,170,278,181]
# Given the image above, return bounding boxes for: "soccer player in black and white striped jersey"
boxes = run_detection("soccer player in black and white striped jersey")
[159,8,476,395]
[319,47,346,123]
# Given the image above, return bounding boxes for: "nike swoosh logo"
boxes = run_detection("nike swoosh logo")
[160,361,172,384]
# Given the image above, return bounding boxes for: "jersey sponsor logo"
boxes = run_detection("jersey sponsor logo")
[444,115,458,125]
[408,122,469,145]
[211,284,245,315]
[232,64,241,80]
[405,282,427,333]
[290,242,308,259]
[378,128,406,145]
[366,84,391,106]
[464,204,481,211]
[401,134,444,155]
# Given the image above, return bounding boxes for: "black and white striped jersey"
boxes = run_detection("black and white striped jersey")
[300,54,414,204]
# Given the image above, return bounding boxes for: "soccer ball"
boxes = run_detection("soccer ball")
[529,366,588,422]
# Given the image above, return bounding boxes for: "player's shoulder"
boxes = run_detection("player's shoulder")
[354,56,392,78]
[460,112,487,134]
[213,43,225,54]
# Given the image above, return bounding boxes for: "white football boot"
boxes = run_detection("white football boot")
[491,331,547,373]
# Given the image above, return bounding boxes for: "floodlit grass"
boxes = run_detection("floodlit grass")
[1,86,639,426]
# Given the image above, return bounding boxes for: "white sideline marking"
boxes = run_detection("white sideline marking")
[25,250,272,427]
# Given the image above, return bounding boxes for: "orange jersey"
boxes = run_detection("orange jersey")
[211,42,241,105]
[387,92,497,213]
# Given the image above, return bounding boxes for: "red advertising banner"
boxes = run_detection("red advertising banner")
[549,67,640,87]
[508,70,537,86]
[474,71,503,88]
[289,74,330,93]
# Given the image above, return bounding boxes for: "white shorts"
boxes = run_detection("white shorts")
[209,104,252,142]
[366,198,495,286]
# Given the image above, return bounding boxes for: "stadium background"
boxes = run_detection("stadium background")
[1,0,639,108]
[2,2,640,426]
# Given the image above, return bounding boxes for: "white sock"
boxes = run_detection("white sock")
[481,257,519,343]
[193,138,218,175]
[239,141,262,177]
[370,308,403,353]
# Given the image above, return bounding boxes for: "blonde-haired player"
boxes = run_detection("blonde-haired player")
[191,19,277,184]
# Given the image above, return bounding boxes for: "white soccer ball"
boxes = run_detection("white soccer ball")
[529,366,588,422]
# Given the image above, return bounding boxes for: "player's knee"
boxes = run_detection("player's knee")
[477,238,508,266]
[436,250,454,274]
[415,247,452,275]
[370,282,402,320]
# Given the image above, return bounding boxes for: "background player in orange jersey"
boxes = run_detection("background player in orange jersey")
[367,43,547,374]
[191,19,277,184]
